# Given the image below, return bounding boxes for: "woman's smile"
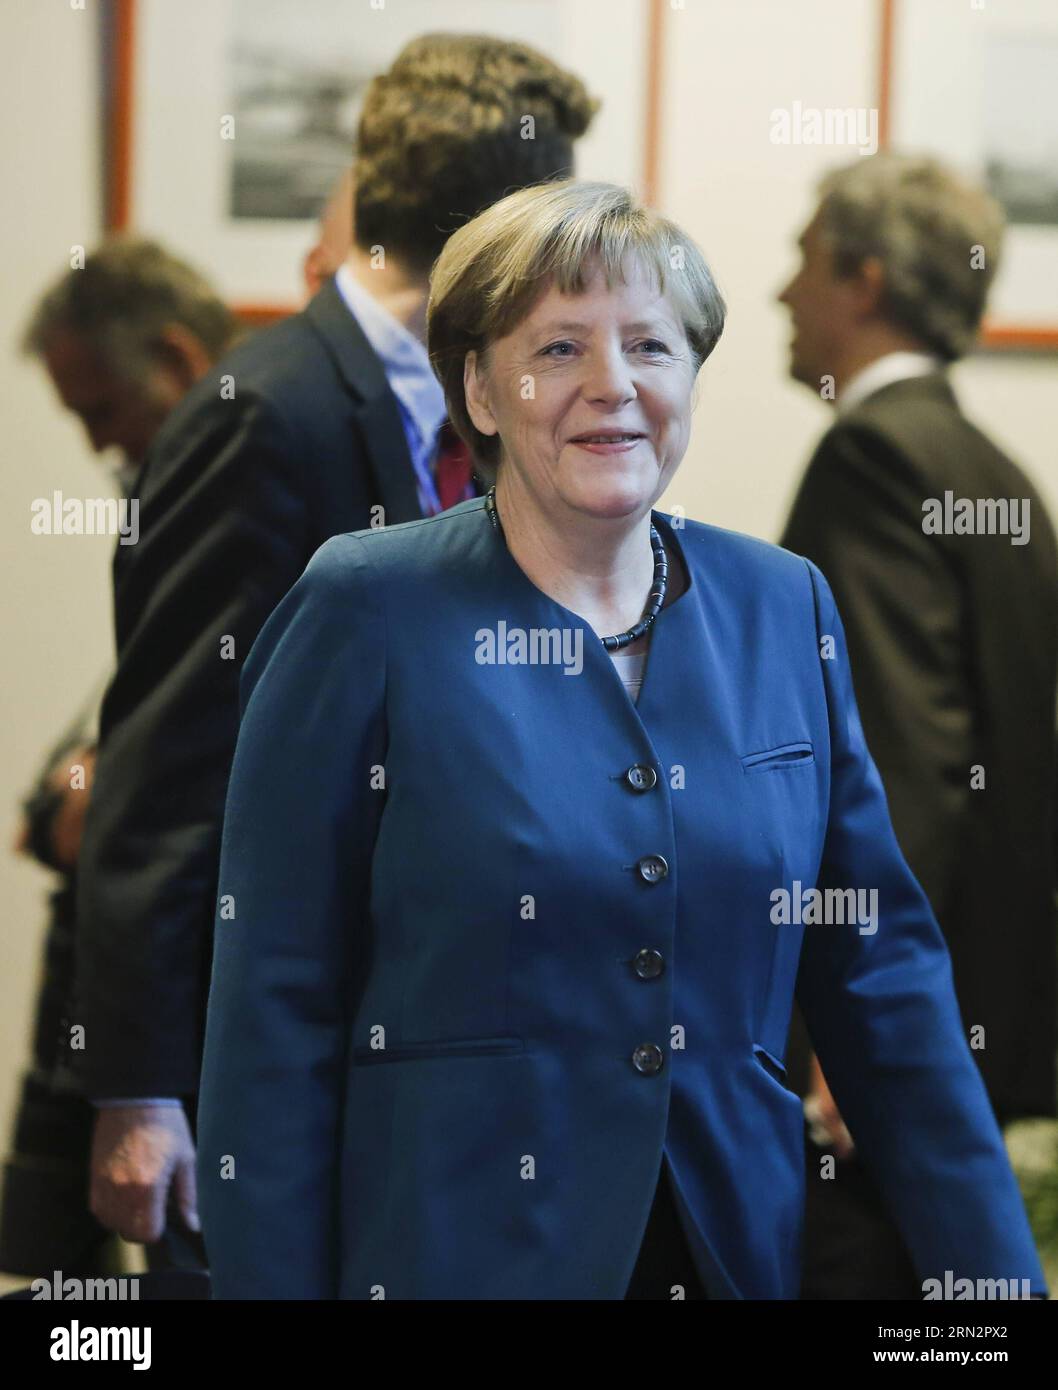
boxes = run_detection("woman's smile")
[567,428,647,455]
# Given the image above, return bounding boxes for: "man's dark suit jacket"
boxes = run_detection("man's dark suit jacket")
[72,277,437,1099]
[781,372,1058,1123]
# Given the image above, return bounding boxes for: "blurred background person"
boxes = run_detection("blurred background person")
[777,152,1058,1298]
[25,239,238,487]
[69,33,598,1268]
[1,239,237,1280]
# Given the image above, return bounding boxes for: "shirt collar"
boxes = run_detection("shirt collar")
[109,458,141,498]
[837,351,944,416]
[333,262,447,446]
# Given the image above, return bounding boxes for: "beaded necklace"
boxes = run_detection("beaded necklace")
[484,485,668,652]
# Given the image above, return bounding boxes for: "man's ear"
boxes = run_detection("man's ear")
[852,255,887,318]
[463,350,499,439]
[151,323,213,391]
[302,245,327,300]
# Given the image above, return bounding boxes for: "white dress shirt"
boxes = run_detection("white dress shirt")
[333,263,449,516]
[836,351,944,416]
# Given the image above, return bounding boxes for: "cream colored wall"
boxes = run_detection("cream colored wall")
[1,5,111,1158]
[1,0,1055,1205]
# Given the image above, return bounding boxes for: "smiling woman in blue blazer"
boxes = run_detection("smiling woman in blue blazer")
[196,180,1046,1300]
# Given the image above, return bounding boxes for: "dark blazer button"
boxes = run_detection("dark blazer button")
[625,763,658,792]
[632,1043,665,1075]
[636,854,669,884]
[633,948,665,980]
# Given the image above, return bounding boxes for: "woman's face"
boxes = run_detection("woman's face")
[465,260,698,522]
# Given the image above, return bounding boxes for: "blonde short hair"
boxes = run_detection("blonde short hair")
[427,180,725,480]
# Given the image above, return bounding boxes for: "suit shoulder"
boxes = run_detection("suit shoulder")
[807,393,1055,555]
[668,516,829,642]
[302,501,483,586]
[207,311,330,397]
[334,499,485,566]
[834,381,1029,497]
[152,312,340,448]
[667,514,811,586]
[300,529,377,588]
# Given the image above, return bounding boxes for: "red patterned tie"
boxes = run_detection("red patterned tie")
[433,420,475,512]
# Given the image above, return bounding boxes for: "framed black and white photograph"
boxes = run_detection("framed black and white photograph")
[881,0,1058,348]
[104,0,665,320]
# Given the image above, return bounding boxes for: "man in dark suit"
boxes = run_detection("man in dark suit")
[70,33,597,1265]
[777,152,1058,1298]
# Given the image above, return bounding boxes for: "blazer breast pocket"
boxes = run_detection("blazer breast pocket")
[740,741,814,773]
[352,1036,525,1066]
[752,1042,792,1090]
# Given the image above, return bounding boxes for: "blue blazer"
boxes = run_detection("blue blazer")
[196,496,1046,1299]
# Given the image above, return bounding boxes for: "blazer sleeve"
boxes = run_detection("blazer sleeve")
[794,558,1047,1296]
[196,533,386,1299]
[73,390,310,1098]
[780,426,972,924]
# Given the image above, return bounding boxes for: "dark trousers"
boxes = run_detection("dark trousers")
[800,1131,920,1300]
[624,1159,709,1300]
[144,1200,209,1272]
[0,1074,124,1279]
[2,877,206,1279]
[0,1074,208,1278]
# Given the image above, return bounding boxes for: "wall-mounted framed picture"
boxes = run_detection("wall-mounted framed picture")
[879,0,1058,350]
[102,0,666,324]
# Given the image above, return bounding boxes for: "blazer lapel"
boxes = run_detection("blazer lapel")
[304,277,424,525]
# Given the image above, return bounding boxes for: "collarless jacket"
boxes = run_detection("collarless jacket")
[196,498,1046,1300]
